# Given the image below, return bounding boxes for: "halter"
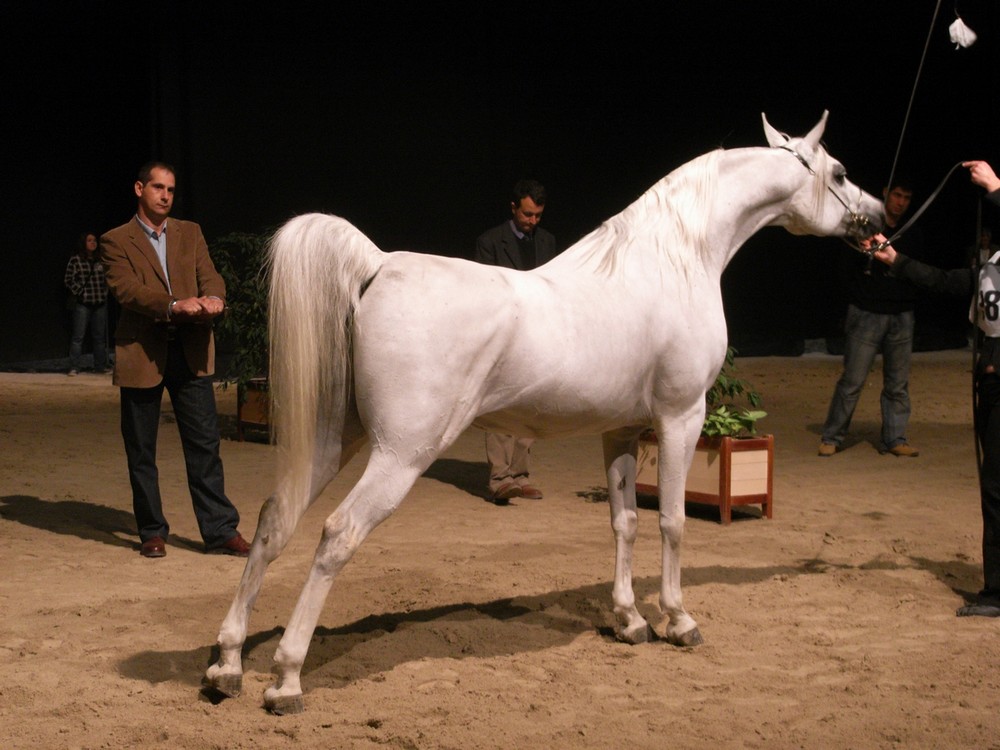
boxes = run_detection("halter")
[778,144,875,246]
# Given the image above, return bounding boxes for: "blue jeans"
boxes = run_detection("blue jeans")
[822,304,914,450]
[69,301,108,369]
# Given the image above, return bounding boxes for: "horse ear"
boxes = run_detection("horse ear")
[802,110,829,149]
[762,113,788,147]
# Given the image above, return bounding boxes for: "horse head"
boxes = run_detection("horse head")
[762,110,882,247]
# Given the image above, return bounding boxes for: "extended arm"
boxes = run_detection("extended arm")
[870,234,975,297]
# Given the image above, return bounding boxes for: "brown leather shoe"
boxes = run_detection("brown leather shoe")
[491,482,521,505]
[140,537,166,558]
[518,484,543,499]
[207,533,251,557]
[884,443,920,458]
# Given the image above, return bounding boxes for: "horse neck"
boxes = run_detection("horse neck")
[708,147,814,271]
[551,147,807,282]
[553,152,723,281]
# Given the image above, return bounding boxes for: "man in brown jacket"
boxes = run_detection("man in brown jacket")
[101,161,250,559]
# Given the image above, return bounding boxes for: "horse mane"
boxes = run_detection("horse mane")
[568,149,721,279]
[807,145,831,223]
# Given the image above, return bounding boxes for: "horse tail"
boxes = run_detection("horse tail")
[267,213,385,496]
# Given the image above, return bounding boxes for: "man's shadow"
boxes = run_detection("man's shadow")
[0,494,202,553]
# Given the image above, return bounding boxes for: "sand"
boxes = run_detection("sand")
[2,349,998,749]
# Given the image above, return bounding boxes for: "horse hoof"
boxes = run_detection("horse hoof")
[202,672,242,699]
[616,622,652,645]
[670,626,704,648]
[266,692,305,715]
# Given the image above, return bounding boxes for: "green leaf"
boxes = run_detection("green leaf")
[701,346,766,437]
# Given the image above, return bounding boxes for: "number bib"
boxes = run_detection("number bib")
[974,251,1000,336]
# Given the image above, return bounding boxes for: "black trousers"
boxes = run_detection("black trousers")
[975,373,1000,598]
[120,340,239,546]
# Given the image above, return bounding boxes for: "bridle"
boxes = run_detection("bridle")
[778,144,875,248]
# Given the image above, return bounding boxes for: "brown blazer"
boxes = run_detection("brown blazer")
[100,216,226,388]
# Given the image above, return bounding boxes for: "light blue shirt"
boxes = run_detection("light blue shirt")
[135,215,171,293]
[508,219,530,240]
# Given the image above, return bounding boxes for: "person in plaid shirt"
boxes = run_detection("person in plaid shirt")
[63,231,110,375]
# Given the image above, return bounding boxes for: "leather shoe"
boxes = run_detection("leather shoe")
[140,537,166,558]
[207,533,251,557]
[883,443,919,458]
[518,484,543,499]
[957,603,1000,617]
[491,482,521,505]
[817,441,837,457]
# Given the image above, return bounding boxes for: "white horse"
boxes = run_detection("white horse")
[204,112,882,714]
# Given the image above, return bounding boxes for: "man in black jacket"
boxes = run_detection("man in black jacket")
[870,160,1000,617]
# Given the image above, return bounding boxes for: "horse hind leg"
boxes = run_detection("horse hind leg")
[202,484,315,700]
[262,454,422,714]
[203,410,367,700]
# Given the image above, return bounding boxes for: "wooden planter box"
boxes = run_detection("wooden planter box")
[236,377,270,441]
[636,432,773,525]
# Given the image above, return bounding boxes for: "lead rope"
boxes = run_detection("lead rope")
[879,161,967,247]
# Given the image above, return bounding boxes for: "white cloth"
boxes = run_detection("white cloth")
[949,17,977,49]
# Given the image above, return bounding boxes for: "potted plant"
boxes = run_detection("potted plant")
[211,231,271,440]
[636,347,773,524]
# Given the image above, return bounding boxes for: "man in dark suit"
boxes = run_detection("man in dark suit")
[474,179,558,504]
[101,161,250,558]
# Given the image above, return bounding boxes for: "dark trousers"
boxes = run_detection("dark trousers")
[975,373,1000,598]
[120,340,239,547]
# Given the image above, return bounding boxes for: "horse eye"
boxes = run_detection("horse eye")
[833,169,846,185]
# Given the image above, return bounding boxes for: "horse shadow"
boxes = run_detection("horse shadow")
[577,485,765,523]
[116,550,983,697]
[0,494,204,553]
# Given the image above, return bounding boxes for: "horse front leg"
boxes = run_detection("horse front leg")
[263,457,421,714]
[655,422,703,647]
[602,428,651,644]
[203,411,367,700]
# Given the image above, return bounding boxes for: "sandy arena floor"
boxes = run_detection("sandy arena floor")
[1,349,998,749]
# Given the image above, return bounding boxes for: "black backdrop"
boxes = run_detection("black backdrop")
[3,1,997,363]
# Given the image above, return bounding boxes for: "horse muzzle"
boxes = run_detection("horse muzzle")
[845,213,876,241]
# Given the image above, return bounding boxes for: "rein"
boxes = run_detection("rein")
[870,161,967,250]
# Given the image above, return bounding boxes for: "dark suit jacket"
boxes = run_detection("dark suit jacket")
[101,216,226,388]
[474,220,557,270]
